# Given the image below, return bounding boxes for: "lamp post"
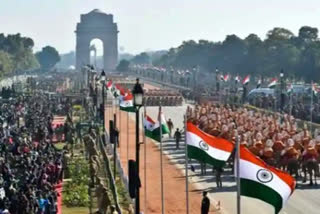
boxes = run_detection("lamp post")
[94,75,99,115]
[280,69,284,111]
[101,70,106,131]
[132,78,144,214]
[215,67,220,92]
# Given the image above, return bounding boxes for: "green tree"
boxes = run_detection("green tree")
[131,52,150,64]
[144,26,320,82]
[0,51,13,77]
[0,33,39,73]
[299,26,318,42]
[36,46,61,72]
[242,34,265,76]
[116,59,130,72]
[266,27,294,42]
[297,41,320,81]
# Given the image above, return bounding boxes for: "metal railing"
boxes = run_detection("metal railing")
[87,105,122,213]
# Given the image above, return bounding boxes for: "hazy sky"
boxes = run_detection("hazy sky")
[1,0,320,54]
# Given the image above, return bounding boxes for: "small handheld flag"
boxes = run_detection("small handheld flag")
[268,78,278,88]
[256,79,262,89]
[235,76,240,84]
[287,84,293,93]
[242,75,250,85]
[312,83,318,96]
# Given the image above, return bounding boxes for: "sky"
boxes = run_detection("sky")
[0,0,320,55]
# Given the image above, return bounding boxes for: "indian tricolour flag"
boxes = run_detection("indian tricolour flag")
[220,74,224,82]
[268,78,278,88]
[256,79,262,89]
[312,83,318,96]
[235,76,240,84]
[242,75,250,85]
[120,93,135,112]
[106,80,113,90]
[143,112,170,142]
[237,146,296,214]
[186,122,234,168]
[111,85,120,98]
[223,74,230,82]
[287,83,293,93]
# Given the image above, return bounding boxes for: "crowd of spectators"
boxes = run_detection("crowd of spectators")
[0,93,67,213]
[248,93,320,123]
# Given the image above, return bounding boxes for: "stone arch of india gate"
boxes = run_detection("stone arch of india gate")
[75,9,118,71]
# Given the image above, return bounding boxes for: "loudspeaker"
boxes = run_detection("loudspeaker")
[128,160,137,198]
[109,120,115,144]
[99,103,104,119]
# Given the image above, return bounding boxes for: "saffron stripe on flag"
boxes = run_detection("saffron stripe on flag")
[187,123,234,153]
[240,146,296,191]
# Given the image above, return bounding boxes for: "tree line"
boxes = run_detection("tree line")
[139,26,320,82]
[0,33,60,77]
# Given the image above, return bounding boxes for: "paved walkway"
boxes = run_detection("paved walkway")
[105,105,218,214]
[104,82,219,213]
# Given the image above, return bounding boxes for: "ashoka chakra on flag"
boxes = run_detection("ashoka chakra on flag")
[237,145,296,214]
[186,122,234,168]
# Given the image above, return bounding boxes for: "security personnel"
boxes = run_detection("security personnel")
[174,128,181,149]
[201,191,210,214]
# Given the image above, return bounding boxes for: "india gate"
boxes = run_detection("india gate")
[75,9,118,71]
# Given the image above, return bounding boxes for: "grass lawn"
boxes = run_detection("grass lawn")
[54,142,66,150]
[62,206,88,214]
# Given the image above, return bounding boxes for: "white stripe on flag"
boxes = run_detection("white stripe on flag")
[186,132,231,161]
[239,159,292,206]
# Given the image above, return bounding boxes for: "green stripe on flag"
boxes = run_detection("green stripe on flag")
[187,145,226,168]
[152,125,170,136]
[120,106,135,112]
[145,129,161,142]
[241,178,283,214]
[144,124,169,142]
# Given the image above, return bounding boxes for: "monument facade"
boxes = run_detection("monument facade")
[76,9,118,71]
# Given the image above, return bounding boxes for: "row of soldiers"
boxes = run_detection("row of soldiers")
[143,89,184,106]
[186,103,320,172]
[143,96,183,106]
[145,89,182,97]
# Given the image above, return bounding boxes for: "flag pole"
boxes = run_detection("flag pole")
[113,95,115,123]
[311,81,313,132]
[109,93,112,125]
[289,88,293,117]
[118,98,121,129]
[119,99,121,148]
[143,104,147,214]
[184,114,189,214]
[236,131,241,214]
[127,111,129,165]
[159,104,165,214]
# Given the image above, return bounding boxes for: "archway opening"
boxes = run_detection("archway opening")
[90,38,104,69]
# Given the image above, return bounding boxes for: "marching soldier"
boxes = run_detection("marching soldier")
[167,119,174,138]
